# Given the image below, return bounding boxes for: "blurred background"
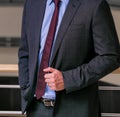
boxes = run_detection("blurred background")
[0,0,119,117]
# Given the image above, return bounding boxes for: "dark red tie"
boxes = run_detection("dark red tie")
[35,0,60,99]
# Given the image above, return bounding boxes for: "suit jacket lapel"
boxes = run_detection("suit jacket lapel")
[50,0,82,66]
[29,0,46,82]
[31,0,47,54]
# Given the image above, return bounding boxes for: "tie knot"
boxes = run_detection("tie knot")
[53,0,60,6]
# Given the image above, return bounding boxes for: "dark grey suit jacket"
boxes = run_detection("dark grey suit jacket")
[18,0,120,116]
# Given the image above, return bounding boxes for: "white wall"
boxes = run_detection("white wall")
[0,6,23,64]
[111,7,120,41]
[0,47,18,64]
[0,6,23,37]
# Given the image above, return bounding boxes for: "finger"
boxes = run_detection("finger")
[45,77,56,84]
[43,67,55,73]
[44,73,52,79]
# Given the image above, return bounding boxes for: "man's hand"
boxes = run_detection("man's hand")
[43,67,65,91]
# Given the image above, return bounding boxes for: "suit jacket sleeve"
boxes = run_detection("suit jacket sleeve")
[62,0,120,93]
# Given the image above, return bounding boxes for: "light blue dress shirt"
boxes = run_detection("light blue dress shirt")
[38,0,69,99]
